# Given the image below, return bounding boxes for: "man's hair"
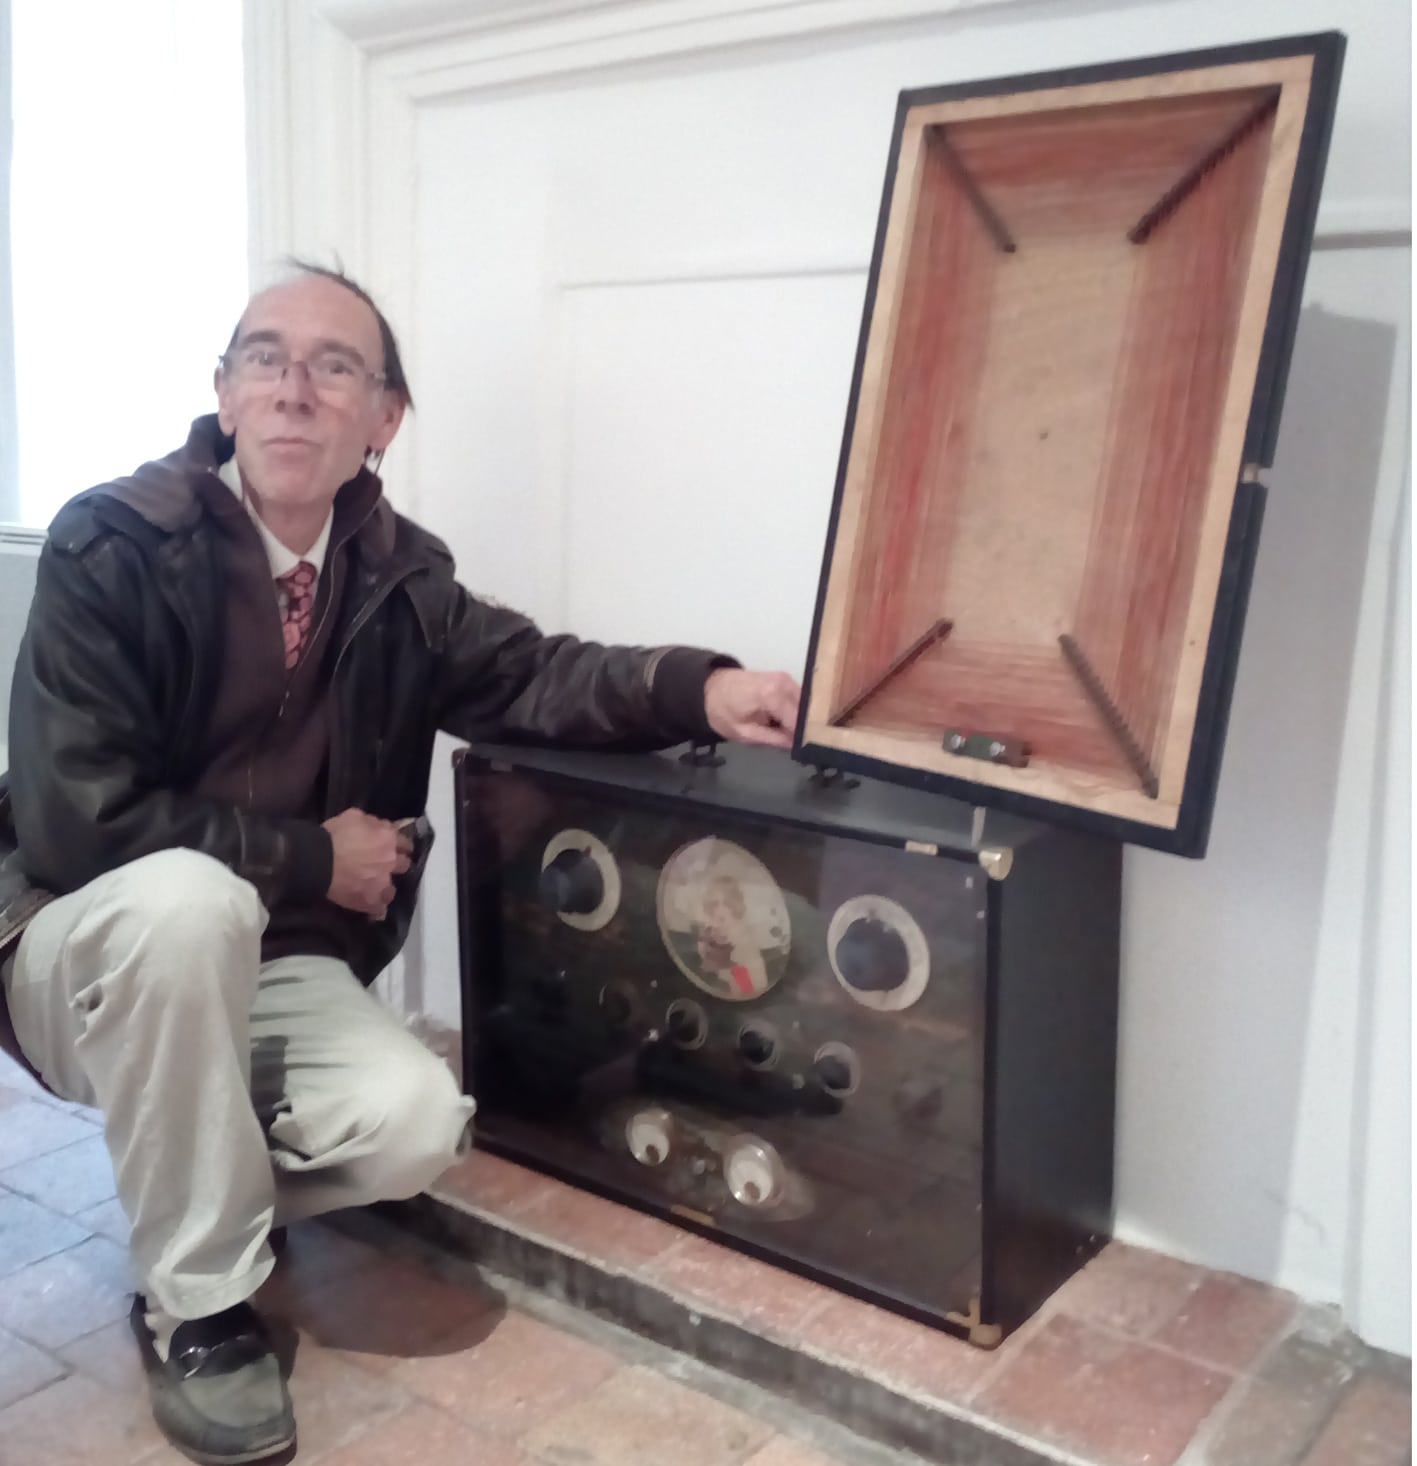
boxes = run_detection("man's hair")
[225,258,415,410]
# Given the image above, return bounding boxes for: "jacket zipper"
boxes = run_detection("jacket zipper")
[325,567,420,814]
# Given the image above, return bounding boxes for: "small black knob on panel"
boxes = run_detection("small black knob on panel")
[599,983,634,1029]
[836,917,910,993]
[815,1054,854,1092]
[539,848,604,915]
[666,1000,707,1049]
[737,1026,776,1067]
[812,1042,860,1097]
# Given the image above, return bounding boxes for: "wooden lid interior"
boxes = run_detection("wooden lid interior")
[803,56,1316,832]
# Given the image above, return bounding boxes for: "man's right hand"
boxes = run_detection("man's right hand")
[323,809,413,920]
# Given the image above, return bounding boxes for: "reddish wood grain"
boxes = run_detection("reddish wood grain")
[830,85,1280,799]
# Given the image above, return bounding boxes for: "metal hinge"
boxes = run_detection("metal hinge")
[944,1294,1003,1349]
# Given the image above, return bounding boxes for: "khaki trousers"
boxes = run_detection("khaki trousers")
[2,848,475,1320]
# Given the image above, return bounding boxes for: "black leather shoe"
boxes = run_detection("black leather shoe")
[129,1295,296,1465]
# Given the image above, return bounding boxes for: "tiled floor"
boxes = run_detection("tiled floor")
[1,1043,1411,1466]
[0,1048,921,1466]
[420,1148,1413,1466]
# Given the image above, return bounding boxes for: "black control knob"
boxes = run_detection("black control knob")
[835,917,910,993]
[539,848,604,916]
[737,1026,776,1068]
[599,983,634,1029]
[815,1053,854,1093]
[666,1001,706,1049]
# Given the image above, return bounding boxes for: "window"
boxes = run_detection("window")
[2,1,248,530]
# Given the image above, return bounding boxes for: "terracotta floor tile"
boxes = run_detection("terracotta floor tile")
[313,1401,532,1466]
[742,1437,855,1466]
[278,1332,410,1462]
[255,1220,390,1315]
[0,1133,116,1215]
[642,1235,837,1338]
[975,1313,1233,1466]
[795,1292,998,1403]
[524,1362,776,1466]
[1302,1374,1412,1466]
[0,1185,92,1277]
[0,1236,133,1350]
[1194,1325,1367,1466]
[1052,1241,1206,1337]
[0,1323,67,1410]
[0,1370,165,1465]
[430,1149,559,1217]
[388,1307,621,1438]
[74,1195,132,1246]
[0,1098,97,1170]
[273,1253,499,1374]
[512,1182,685,1269]
[1153,1272,1296,1372]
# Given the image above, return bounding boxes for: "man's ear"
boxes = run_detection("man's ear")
[368,396,406,457]
[214,366,236,435]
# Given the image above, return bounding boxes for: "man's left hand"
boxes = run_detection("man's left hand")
[704,668,802,750]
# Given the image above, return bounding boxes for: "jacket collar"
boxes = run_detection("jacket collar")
[94,414,396,566]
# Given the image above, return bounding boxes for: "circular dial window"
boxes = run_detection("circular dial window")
[656,838,790,1002]
[827,895,930,1011]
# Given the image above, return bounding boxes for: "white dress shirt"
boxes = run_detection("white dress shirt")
[217,456,333,592]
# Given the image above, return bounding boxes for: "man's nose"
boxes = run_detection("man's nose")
[273,360,318,409]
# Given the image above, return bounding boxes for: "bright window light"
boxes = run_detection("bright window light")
[9,1,248,529]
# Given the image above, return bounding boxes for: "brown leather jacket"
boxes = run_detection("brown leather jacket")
[0,416,730,982]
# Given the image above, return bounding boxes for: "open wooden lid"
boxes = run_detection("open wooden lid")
[795,33,1344,856]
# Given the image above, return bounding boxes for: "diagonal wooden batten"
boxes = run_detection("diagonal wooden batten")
[929,128,1018,254]
[1127,89,1281,244]
[830,618,954,726]
[1058,633,1160,797]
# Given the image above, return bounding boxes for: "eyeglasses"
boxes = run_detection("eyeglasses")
[219,344,386,397]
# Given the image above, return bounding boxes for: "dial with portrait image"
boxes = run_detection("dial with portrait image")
[656,838,790,1002]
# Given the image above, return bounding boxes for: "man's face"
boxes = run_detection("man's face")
[214,275,405,514]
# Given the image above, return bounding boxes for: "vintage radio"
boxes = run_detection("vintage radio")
[796,32,1343,856]
[456,742,1120,1343]
[453,34,1343,1343]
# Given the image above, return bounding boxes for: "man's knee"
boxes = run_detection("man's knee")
[345,1047,473,1199]
[77,850,264,998]
[104,849,260,937]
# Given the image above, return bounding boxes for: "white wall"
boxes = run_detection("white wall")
[256,0,1411,1353]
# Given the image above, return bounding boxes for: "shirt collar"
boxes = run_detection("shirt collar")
[217,455,333,580]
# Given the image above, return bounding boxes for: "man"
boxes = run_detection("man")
[0,263,801,1465]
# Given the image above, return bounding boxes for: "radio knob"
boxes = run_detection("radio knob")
[665,1000,707,1049]
[724,1135,787,1208]
[835,916,910,993]
[813,1042,860,1097]
[816,1054,852,1091]
[625,1107,675,1166]
[539,847,605,916]
[598,983,634,1029]
[737,1026,776,1068]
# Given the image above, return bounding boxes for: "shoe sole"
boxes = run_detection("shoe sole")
[154,1423,296,1466]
